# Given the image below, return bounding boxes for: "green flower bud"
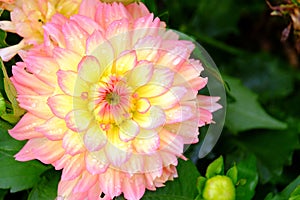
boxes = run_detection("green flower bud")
[203,175,236,200]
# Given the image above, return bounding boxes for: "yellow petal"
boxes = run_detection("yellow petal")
[119,119,140,142]
[65,109,92,132]
[126,61,153,89]
[78,55,103,83]
[133,106,165,129]
[114,50,137,75]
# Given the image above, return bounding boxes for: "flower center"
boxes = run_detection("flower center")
[89,75,133,127]
[105,92,120,105]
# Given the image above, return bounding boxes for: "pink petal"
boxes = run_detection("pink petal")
[12,65,54,95]
[8,113,44,140]
[78,0,100,19]
[15,138,65,164]
[84,124,107,152]
[133,36,161,61]
[56,70,89,96]
[96,2,130,28]
[133,129,160,154]
[17,94,52,119]
[11,76,36,95]
[197,95,222,112]
[57,177,80,199]
[160,151,178,168]
[53,154,71,170]
[149,86,187,109]
[73,170,98,193]
[158,40,193,70]
[47,94,73,119]
[122,175,146,200]
[88,182,103,200]
[105,18,130,56]
[165,105,194,124]
[61,154,85,181]
[70,15,103,35]
[43,22,66,48]
[52,47,82,71]
[62,20,88,55]
[120,154,144,174]
[159,129,184,156]
[126,2,150,19]
[98,168,123,198]
[85,30,115,70]
[62,130,85,156]
[85,151,109,175]
[35,116,66,140]
[143,153,163,176]
[49,13,68,25]
[164,118,199,144]
[132,14,160,44]
[24,56,59,87]
[198,108,214,126]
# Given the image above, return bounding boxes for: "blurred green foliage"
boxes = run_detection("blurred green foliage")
[142,0,300,199]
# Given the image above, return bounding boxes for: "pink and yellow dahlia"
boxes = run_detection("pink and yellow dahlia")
[100,0,139,5]
[9,0,221,199]
[0,0,82,61]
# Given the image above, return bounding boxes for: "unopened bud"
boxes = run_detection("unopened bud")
[203,175,236,200]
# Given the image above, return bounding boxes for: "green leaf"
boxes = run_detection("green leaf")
[196,176,207,196]
[235,154,258,200]
[0,29,7,48]
[222,53,294,100]
[28,169,61,200]
[238,130,299,183]
[0,130,50,192]
[226,165,238,185]
[0,60,25,124]
[265,175,300,200]
[289,185,300,200]
[205,156,224,178]
[142,159,200,200]
[0,189,7,200]
[224,75,287,133]
[0,92,6,116]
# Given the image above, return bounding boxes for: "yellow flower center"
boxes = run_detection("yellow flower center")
[105,92,120,105]
[89,75,133,127]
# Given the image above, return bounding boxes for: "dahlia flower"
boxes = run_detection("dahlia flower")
[0,0,82,61]
[100,0,139,5]
[9,0,221,199]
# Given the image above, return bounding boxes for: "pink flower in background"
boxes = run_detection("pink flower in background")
[9,0,221,199]
[0,0,82,61]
